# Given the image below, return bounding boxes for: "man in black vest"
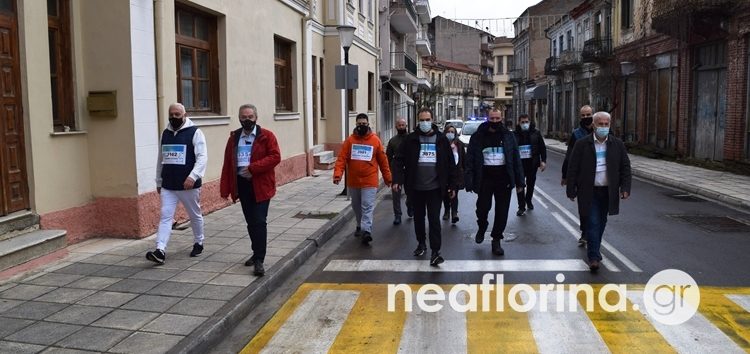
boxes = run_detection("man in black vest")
[514,113,547,216]
[147,103,208,265]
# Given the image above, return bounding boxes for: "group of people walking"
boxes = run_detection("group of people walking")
[335,104,631,272]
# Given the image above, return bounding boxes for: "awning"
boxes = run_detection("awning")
[524,85,548,100]
[388,82,415,104]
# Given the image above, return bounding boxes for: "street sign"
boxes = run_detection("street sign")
[335,65,359,90]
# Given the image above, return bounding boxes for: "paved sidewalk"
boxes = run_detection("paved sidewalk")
[545,138,750,211]
[0,170,352,354]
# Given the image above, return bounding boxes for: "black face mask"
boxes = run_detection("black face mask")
[241,120,256,131]
[581,117,593,127]
[397,129,407,135]
[355,125,369,136]
[169,118,184,130]
[488,122,502,130]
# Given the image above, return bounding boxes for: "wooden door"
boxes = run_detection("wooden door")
[312,55,318,145]
[0,1,28,216]
[693,42,727,160]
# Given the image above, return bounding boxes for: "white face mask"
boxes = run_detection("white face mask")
[521,123,530,131]
[446,132,455,140]
[418,121,432,133]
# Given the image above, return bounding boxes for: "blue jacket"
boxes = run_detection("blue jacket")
[464,122,525,192]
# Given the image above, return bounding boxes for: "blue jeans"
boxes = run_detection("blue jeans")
[237,176,271,262]
[587,187,609,261]
[349,187,377,233]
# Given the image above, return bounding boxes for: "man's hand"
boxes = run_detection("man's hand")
[239,168,252,180]
[183,177,195,190]
[560,178,567,186]
[333,176,341,185]
[621,191,630,200]
[385,181,392,187]
[539,161,546,172]
[516,186,524,194]
[392,183,401,193]
[157,187,161,194]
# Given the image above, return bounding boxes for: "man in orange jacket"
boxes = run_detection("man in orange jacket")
[334,113,392,245]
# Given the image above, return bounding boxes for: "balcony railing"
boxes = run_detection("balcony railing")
[509,69,523,83]
[582,37,612,63]
[481,43,491,52]
[394,0,418,24]
[559,50,581,70]
[652,0,734,37]
[544,57,562,75]
[481,58,492,68]
[391,0,418,34]
[391,51,417,77]
[462,88,475,96]
[481,74,493,82]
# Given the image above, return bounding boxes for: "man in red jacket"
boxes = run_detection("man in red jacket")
[220,104,281,276]
[334,113,392,245]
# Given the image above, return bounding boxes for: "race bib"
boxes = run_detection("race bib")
[237,145,252,167]
[162,144,187,165]
[596,150,607,172]
[483,147,505,166]
[418,144,437,164]
[519,145,532,159]
[351,144,374,161]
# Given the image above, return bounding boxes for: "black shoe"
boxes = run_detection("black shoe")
[393,215,401,225]
[254,260,265,276]
[407,208,414,218]
[361,231,373,244]
[589,259,600,272]
[475,226,487,244]
[146,249,165,265]
[491,240,505,256]
[339,188,347,196]
[527,201,534,210]
[430,251,444,266]
[354,227,363,237]
[451,216,459,224]
[442,212,449,221]
[413,244,426,257]
[516,209,525,216]
[190,243,203,257]
[578,232,587,247]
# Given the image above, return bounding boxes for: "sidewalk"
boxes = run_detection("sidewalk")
[0,170,352,354]
[545,138,750,211]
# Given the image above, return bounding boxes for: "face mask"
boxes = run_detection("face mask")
[241,120,255,131]
[446,133,455,141]
[596,127,610,138]
[488,122,502,130]
[355,125,369,136]
[581,117,593,127]
[521,123,530,131]
[418,121,432,133]
[169,118,184,130]
[397,128,407,135]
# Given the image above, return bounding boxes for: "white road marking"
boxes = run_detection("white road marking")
[397,291,468,353]
[260,290,359,354]
[551,212,620,272]
[627,291,745,353]
[323,259,592,272]
[726,294,750,312]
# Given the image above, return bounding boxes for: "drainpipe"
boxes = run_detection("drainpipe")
[302,9,314,175]
[153,0,164,132]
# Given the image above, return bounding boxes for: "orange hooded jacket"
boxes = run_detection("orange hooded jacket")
[333,130,392,188]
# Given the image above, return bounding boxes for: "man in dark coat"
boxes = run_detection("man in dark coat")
[514,113,547,216]
[562,105,594,246]
[566,111,632,271]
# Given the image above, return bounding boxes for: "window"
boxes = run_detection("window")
[176,5,219,113]
[566,30,573,51]
[497,56,504,74]
[48,0,74,131]
[359,0,364,14]
[320,58,325,117]
[552,40,557,56]
[622,0,633,29]
[274,36,294,112]
[559,35,564,50]
[368,0,372,19]
[368,72,374,111]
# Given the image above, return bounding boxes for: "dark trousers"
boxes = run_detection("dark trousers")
[516,162,537,210]
[586,187,609,261]
[392,187,412,216]
[411,188,442,251]
[237,176,271,262]
[476,178,512,240]
[443,190,459,216]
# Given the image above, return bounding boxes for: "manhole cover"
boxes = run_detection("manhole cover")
[667,193,704,202]
[292,211,338,220]
[668,215,750,233]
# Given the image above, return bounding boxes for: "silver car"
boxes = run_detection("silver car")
[458,120,484,146]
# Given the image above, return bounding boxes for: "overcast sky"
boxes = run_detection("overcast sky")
[428,0,543,37]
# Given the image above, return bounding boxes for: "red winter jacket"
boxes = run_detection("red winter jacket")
[220,126,281,203]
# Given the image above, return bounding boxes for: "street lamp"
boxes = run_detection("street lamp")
[620,61,636,142]
[337,25,356,197]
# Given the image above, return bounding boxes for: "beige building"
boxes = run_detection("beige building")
[491,37,513,119]
[0,0,379,270]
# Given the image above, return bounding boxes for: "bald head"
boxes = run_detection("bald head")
[395,117,407,132]
[580,105,593,117]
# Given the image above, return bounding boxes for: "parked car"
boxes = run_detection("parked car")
[458,119,484,146]
[444,119,464,135]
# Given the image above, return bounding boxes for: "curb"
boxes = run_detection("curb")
[546,143,750,212]
[168,205,355,354]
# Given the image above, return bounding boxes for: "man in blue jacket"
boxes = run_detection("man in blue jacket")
[464,109,525,256]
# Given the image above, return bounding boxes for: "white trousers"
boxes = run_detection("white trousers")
[156,188,204,251]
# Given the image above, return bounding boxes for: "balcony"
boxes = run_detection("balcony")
[545,57,562,75]
[509,69,524,83]
[481,74,493,83]
[416,28,432,56]
[391,0,418,34]
[581,37,612,63]
[652,0,734,38]
[414,0,431,24]
[481,58,492,68]
[481,43,491,53]
[390,51,419,84]
[558,50,581,70]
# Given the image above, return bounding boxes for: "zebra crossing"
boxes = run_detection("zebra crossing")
[242,283,750,354]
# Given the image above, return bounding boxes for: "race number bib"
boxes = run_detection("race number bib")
[596,150,607,172]
[482,147,505,166]
[237,145,252,167]
[418,144,437,164]
[351,144,374,161]
[162,145,187,165]
[519,145,532,159]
